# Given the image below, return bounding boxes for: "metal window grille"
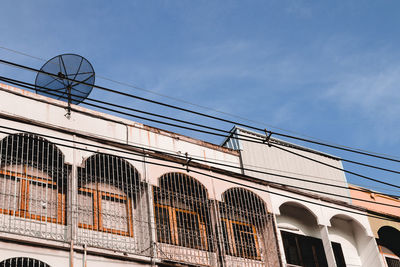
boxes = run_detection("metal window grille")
[386,257,400,267]
[0,257,51,267]
[218,188,280,266]
[0,132,281,266]
[0,133,68,240]
[153,172,216,265]
[76,153,150,255]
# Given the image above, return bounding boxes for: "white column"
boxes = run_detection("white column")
[144,156,157,266]
[273,215,287,266]
[320,225,337,267]
[357,235,385,267]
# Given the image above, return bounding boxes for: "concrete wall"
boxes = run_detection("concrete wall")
[0,83,240,173]
[226,127,352,203]
[270,186,384,267]
[0,83,385,267]
[0,241,151,267]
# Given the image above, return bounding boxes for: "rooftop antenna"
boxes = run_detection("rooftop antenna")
[35,54,95,118]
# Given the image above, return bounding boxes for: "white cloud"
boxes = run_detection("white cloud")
[324,65,400,145]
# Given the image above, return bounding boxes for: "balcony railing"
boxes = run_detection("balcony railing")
[0,132,280,266]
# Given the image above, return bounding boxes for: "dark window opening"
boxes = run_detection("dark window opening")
[281,231,328,267]
[386,257,400,267]
[332,242,346,267]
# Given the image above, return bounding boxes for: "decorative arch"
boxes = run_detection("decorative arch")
[156,171,209,199]
[0,133,68,225]
[278,201,329,267]
[219,187,275,261]
[153,172,212,251]
[328,213,376,267]
[329,213,367,234]
[278,201,319,224]
[221,187,268,222]
[0,257,51,267]
[0,133,66,181]
[77,153,142,237]
[78,153,141,194]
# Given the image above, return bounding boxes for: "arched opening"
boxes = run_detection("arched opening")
[0,133,68,225]
[377,226,400,266]
[329,214,375,267]
[219,187,279,265]
[278,202,328,267]
[77,153,142,237]
[153,172,212,251]
[0,257,50,267]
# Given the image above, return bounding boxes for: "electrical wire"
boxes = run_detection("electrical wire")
[1,45,399,162]
[0,126,398,223]
[3,74,400,184]
[0,96,398,200]
[270,144,400,189]
[1,58,400,164]
[0,122,399,211]
[1,75,400,191]
[0,77,392,196]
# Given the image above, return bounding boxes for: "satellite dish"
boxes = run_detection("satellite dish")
[35,54,95,116]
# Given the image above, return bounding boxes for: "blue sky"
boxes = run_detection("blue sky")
[1,1,400,195]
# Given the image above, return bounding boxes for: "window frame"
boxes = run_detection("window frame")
[379,245,400,267]
[385,256,400,267]
[77,184,134,237]
[0,168,65,225]
[221,218,261,260]
[331,241,346,267]
[281,230,328,267]
[154,203,208,250]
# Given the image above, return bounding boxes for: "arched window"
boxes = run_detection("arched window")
[0,133,67,224]
[77,154,141,237]
[378,226,400,265]
[153,172,212,250]
[0,257,50,267]
[279,202,329,267]
[219,188,270,260]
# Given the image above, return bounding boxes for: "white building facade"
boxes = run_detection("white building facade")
[223,128,387,267]
[0,83,386,267]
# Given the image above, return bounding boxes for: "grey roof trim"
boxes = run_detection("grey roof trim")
[223,126,341,160]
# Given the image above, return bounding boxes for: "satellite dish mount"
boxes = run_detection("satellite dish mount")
[35,54,96,118]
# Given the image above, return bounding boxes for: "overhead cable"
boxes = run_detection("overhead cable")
[1,44,399,162]
[1,58,400,164]
[0,126,398,223]
[1,75,400,190]
[0,124,399,212]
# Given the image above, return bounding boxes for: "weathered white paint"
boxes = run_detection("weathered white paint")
[0,84,241,172]
[0,83,385,266]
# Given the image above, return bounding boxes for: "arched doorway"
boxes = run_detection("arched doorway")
[329,214,381,267]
